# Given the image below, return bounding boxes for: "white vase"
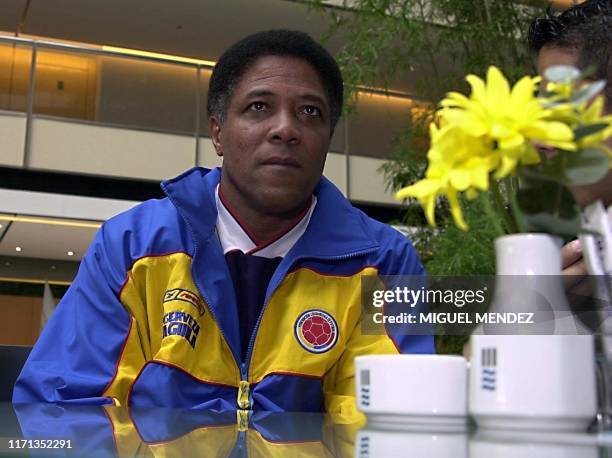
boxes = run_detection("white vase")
[469,234,597,431]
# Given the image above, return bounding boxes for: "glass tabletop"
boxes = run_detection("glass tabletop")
[1,403,612,457]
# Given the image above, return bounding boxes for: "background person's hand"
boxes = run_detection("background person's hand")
[561,239,589,294]
[561,239,587,276]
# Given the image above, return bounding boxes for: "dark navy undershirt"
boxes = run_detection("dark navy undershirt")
[225,251,282,362]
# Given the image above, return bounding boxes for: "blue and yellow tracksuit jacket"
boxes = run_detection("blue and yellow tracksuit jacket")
[13,167,433,421]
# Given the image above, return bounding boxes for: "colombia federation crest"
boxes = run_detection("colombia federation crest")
[295,309,338,354]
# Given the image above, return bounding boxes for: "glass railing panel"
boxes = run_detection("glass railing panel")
[348,93,415,159]
[95,54,197,134]
[33,49,97,121]
[0,42,32,113]
[330,117,345,153]
[198,68,212,137]
[32,48,198,135]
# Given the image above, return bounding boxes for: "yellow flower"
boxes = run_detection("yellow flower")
[397,66,572,230]
[396,174,468,231]
[441,66,575,177]
[576,95,612,160]
[395,66,610,233]
[546,81,574,100]
[427,123,494,193]
[396,123,491,230]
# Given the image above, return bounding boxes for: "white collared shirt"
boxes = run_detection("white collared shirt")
[215,185,317,259]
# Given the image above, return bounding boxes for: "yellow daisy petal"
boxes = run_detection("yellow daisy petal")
[510,76,538,112]
[396,179,440,200]
[486,66,511,107]
[447,189,468,231]
[466,74,486,104]
[424,193,437,227]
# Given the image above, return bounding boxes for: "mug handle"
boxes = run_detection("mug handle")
[595,355,612,431]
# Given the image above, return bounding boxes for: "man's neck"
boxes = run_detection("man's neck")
[218,182,311,246]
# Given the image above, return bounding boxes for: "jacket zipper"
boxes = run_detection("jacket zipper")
[233,410,249,458]
[164,185,249,387]
[242,248,378,398]
[191,276,243,373]
[193,275,252,411]
[196,246,378,411]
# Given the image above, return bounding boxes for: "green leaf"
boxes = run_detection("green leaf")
[519,148,610,186]
[517,177,578,218]
[520,159,565,184]
[571,80,607,105]
[516,177,581,238]
[578,65,598,80]
[539,90,558,98]
[574,123,610,141]
[520,212,584,237]
[564,147,610,186]
[541,99,571,109]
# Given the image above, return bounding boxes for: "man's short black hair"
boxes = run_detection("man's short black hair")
[207,29,344,131]
[528,0,612,105]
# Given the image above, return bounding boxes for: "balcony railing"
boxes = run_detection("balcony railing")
[0,34,424,160]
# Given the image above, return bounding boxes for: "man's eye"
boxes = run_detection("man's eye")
[303,106,321,116]
[249,102,266,111]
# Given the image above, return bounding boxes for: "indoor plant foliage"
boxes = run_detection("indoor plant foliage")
[311,0,546,257]
[396,65,612,237]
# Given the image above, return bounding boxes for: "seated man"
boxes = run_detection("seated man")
[13,30,433,420]
[528,0,612,274]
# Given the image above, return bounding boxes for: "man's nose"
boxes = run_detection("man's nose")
[268,110,301,145]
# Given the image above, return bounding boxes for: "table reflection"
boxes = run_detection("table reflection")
[7,403,355,457]
[3,403,612,457]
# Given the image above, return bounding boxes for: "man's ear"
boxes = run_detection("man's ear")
[209,116,223,156]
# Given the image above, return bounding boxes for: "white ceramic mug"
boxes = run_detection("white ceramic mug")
[355,354,468,428]
[469,334,597,431]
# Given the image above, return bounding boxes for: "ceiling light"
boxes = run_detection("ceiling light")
[67,251,74,256]
[102,45,216,68]
[0,214,101,229]
[0,276,71,286]
[15,246,22,252]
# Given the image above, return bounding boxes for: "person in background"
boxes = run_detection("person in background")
[464,0,611,360]
[13,30,433,422]
[528,0,612,275]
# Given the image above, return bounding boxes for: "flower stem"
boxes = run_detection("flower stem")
[490,179,515,234]
[479,191,505,237]
[505,176,526,233]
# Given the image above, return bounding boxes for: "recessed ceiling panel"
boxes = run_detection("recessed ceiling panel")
[16,0,428,94]
[23,0,336,61]
[0,255,79,284]
[0,220,97,261]
[0,0,27,34]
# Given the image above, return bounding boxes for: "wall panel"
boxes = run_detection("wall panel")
[0,113,26,167]
[29,117,196,180]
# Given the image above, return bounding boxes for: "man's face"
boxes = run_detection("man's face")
[537,45,612,207]
[210,55,332,217]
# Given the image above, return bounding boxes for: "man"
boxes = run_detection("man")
[528,0,612,274]
[13,30,433,420]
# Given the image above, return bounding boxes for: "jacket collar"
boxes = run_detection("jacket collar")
[161,167,380,259]
[162,167,380,364]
